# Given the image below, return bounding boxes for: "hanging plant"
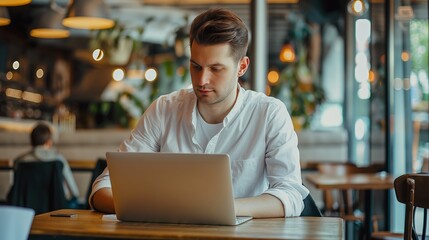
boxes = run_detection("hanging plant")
[271,13,325,130]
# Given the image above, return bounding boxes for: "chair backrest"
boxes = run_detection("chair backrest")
[7,160,68,214]
[317,162,360,176]
[394,173,429,240]
[300,193,323,217]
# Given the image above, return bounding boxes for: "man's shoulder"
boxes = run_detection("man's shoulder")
[242,88,284,109]
[13,150,34,162]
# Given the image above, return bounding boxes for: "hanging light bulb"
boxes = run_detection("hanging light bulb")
[347,0,369,17]
[92,49,104,61]
[279,42,296,63]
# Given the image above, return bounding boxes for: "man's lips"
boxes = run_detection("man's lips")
[198,89,213,94]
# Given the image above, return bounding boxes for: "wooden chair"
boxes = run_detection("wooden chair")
[317,162,381,230]
[371,173,429,240]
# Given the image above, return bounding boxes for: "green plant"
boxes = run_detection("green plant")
[276,48,325,128]
[271,13,325,129]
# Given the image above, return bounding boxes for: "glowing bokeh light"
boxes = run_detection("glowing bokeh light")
[145,68,157,82]
[112,68,124,81]
[93,49,104,61]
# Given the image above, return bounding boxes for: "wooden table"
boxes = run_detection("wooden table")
[0,158,96,171]
[306,173,394,240]
[0,159,11,170]
[30,209,345,240]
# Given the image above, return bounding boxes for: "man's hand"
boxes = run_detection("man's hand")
[235,194,285,218]
[92,187,115,213]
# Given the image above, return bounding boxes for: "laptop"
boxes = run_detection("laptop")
[106,151,252,226]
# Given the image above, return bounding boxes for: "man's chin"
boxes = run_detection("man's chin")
[197,95,216,105]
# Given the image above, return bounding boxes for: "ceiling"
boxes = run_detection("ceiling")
[1,0,426,103]
[1,0,313,102]
[1,0,427,60]
[3,0,426,67]
[0,0,314,56]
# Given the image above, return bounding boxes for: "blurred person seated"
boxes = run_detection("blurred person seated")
[12,122,79,207]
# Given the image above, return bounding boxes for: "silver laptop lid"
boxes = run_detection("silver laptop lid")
[106,152,240,225]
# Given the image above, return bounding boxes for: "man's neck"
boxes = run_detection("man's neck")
[198,87,239,124]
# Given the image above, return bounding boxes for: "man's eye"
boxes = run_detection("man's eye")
[191,65,202,71]
[211,67,223,72]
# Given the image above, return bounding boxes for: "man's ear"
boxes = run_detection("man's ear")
[44,139,53,148]
[238,56,250,77]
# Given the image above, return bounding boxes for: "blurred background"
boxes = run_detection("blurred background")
[0,0,428,239]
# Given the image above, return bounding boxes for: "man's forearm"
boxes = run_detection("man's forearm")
[92,187,115,214]
[92,189,284,217]
[235,194,285,218]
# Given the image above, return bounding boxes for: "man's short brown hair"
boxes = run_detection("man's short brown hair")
[189,8,249,62]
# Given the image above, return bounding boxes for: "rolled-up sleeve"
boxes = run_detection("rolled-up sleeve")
[88,166,111,209]
[263,101,309,217]
[88,100,162,209]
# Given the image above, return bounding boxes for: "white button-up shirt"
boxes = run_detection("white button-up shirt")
[91,87,309,217]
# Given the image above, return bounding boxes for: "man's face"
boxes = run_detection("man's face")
[190,42,248,109]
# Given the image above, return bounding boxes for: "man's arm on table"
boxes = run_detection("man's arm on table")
[92,187,115,214]
[235,194,285,218]
[92,188,285,218]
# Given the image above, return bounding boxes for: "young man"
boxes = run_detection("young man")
[90,8,309,218]
[13,122,79,202]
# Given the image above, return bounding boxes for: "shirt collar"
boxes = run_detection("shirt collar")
[33,146,57,160]
[223,86,245,125]
[190,85,246,127]
[190,92,198,129]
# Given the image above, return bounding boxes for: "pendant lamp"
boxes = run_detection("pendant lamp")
[30,4,70,39]
[0,0,31,7]
[62,0,114,30]
[0,7,11,26]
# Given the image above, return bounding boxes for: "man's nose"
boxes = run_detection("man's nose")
[198,70,210,86]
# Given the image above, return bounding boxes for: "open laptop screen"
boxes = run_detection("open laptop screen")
[106,152,251,225]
